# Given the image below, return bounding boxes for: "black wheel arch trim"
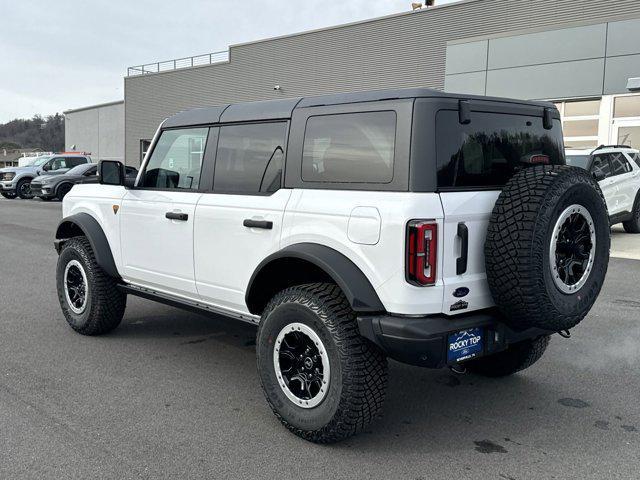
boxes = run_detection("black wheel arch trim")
[54,213,120,279]
[245,243,385,315]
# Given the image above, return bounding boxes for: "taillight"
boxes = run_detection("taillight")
[406,220,437,286]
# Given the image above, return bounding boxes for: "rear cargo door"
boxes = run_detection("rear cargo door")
[440,191,499,314]
[435,108,565,315]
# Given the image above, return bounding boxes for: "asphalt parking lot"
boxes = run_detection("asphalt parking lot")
[1,198,639,480]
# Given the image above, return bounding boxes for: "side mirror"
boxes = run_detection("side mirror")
[42,164,50,172]
[592,170,605,182]
[99,160,125,186]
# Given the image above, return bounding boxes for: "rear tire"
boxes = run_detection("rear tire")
[56,237,126,335]
[466,336,550,377]
[1,191,17,199]
[257,283,388,443]
[622,195,640,233]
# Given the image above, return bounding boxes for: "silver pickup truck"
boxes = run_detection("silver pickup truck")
[0,154,91,199]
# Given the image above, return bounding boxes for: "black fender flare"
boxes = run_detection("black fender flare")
[54,213,120,279]
[246,243,385,315]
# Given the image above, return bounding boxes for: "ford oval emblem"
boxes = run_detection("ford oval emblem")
[453,287,470,298]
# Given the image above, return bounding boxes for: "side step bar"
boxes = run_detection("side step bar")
[118,284,260,324]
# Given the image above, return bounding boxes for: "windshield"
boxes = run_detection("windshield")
[566,155,591,170]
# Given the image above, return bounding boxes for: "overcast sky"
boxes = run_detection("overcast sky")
[0,0,458,123]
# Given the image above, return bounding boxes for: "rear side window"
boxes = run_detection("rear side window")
[591,155,612,178]
[65,157,87,168]
[214,122,287,194]
[301,111,396,183]
[436,111,564,189]
[141,127,208,190]
[610,152,633,176]
[631,152,640,167]
[565,155,591,170]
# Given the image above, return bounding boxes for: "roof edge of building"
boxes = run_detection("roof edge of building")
[64,100,124,115]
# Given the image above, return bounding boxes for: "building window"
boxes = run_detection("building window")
[555,99,601,150]
[614,96,640,119]
[140,139,152,163]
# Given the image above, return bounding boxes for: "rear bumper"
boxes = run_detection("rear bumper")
[357,309,550,368]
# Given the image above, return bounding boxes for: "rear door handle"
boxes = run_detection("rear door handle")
[456,222,468,275]
[243,219,273,230]
[165,212,188,221]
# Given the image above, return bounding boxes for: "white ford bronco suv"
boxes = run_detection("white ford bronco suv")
[54,88,610,443]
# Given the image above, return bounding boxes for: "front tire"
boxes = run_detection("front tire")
[465,336,550,377]
[622,195,640,233]
[57,183,73,200]
[257,283,388,443]
[16,178,34,199]
[1,191,17,199]
[56,237,126,335]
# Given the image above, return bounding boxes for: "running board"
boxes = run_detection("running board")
[118,284,260,324]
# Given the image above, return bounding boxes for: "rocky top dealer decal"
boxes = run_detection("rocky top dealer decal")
[450,300,468,311]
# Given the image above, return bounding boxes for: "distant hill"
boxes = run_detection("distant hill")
[0,114,64,152]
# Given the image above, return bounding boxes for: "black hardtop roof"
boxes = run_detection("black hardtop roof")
[163,87,556,128]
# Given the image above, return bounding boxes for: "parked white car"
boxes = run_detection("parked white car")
[566,145,640,233]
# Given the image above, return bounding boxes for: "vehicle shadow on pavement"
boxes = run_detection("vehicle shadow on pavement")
[106,297,585,457]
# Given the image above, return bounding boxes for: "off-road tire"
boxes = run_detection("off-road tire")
[622,194,640,233]
[485,165,610,332]
[1,191,17,199]
[465,336,550,377]
[57,183,73,201]
[56,236,126,335]
[257,283,388,443]
[16,178,34,199]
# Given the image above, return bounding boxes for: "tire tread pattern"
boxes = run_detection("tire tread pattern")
[259,282,388,443]
[57,236,126,335]
[485,165,609,331]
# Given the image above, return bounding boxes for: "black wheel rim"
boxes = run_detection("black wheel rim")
[550,204,596,294]
[274,323,330,408]
[19,182,32,197]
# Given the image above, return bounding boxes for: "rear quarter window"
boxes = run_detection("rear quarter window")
[436,111,564,189]
[301,111,396,183]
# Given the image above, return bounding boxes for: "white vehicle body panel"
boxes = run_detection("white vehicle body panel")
[567,147,640,218]
[61,184,127,269]
[194,189,292,313]
[281,189,446,316]
[120,189,201,297]
[439,191,498,314]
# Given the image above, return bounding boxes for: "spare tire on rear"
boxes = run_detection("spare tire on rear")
[485,165,609,332]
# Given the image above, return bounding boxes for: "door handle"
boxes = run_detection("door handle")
[165,212,188,221]
[456,222,468,275]
[243,219,273,230]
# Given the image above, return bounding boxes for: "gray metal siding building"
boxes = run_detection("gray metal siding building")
[64,101,125,162]
[124,0,640,164]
